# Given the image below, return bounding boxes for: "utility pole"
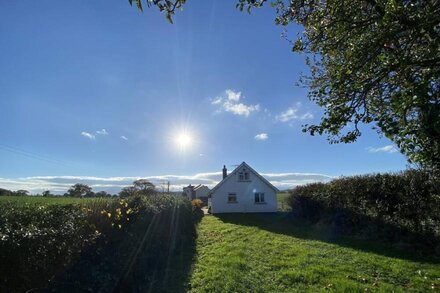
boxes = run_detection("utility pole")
[167,181,170,194]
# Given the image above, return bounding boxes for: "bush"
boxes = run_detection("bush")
[0,195,201,292]
[287,170,440,251]
[191,199,204,209]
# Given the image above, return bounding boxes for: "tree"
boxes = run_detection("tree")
[95,191,111,197]
[133,179,156,196]
[119,186,138,198]
[67,184,93,198]
[118,179,156,198]
[0,188,13,196]
[15,190,29,196]
[42,190,51,197]
[131,0,440,173]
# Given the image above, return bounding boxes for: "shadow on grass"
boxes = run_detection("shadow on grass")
[47,209,197,292]
[216,212,440,265]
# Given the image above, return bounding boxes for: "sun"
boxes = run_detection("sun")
[176,132,192,149]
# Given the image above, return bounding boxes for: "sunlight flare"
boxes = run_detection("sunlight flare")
[176,132,192,149]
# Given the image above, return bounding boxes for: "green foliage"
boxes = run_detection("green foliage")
[67,183,93,198]
[42,190,51,197]
[0,195,202,292]
[287,170,440,251]
[0,203,97,291]
[190,215,440,292]
[0,188,13,196]
[119,178,157,197]
[119,185,138,197]
[133,178,156,196]
[280,0,440,174]
[128,0,186,23]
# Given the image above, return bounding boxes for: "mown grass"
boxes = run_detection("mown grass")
[189,214,440,292]
[0,195,113,205]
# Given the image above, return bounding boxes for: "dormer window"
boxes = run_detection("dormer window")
[238,169,250,181]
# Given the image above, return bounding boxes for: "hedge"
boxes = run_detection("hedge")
[287,170,440,252]
[0,195,202,292]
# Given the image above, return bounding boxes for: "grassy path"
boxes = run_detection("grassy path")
[189,214,440,292]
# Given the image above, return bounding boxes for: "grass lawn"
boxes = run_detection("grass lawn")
[0,195,113,206]
[189,214,440,292]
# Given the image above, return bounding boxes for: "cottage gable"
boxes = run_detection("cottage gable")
[210,162,278,197]
[209,162,278,214]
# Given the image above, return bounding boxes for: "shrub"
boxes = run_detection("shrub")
[191,199,204,209]
[287,170,440,251]
[0,195,201,292]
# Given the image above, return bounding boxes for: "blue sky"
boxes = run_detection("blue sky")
[0,1,407,193]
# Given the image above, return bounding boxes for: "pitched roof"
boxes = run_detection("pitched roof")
[194,184,209,191]
[209,162,279,195]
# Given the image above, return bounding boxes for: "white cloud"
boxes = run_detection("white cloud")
[212,89,260,117]
[276,107,314,122]
[96,129,108,135]
[300,112,314,120]
[211,97,223,105]
[120,136,128,141]
[367,145,398,154]
[0,171,334,194]
[81,132,95,140]
[226,89,241,101]
[254,133,269,141]
[223,101,260,116]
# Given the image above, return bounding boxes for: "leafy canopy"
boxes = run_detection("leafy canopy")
[67,183,93,198]
[131,0,440,173]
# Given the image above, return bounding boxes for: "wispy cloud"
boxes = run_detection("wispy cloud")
[212,89,260,117]
[254,133,268,141]
[0,172,334,194]
[96,129,108,135]
[367,145,398,154]
[120,136,128,141]
[276,107,313,122]
[81,131,95,140]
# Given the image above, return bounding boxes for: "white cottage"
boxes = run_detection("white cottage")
[208,162,278,214]
[183,184,210,205]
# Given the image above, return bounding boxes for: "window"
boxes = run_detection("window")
[238,169,250,181]
[254,192,265,203]
[228,193,237,203]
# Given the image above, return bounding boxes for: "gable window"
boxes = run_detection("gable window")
[254,192,265,203]
[228,193,237,203]
[238,169,250,181]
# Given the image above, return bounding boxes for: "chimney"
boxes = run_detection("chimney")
[222,165,227,179]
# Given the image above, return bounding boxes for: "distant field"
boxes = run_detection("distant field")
[0,196,113,206]
[189,214,440,292]
[277,192,290,211]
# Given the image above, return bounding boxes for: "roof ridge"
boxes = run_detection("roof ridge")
[209,162,278,195]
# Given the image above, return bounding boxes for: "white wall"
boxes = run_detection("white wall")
[195,186,210,199]
[211,169,277,213]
